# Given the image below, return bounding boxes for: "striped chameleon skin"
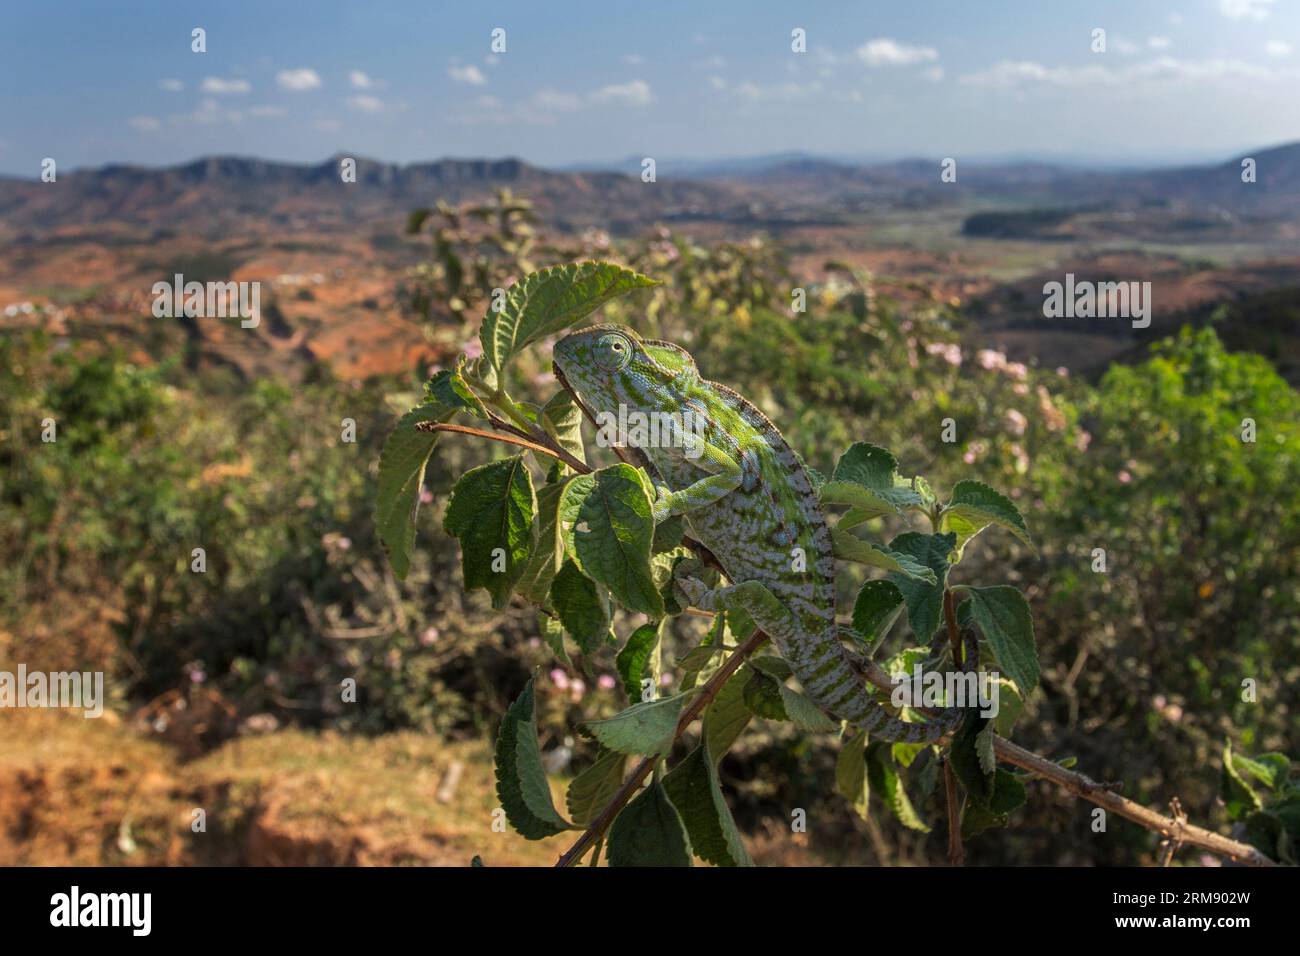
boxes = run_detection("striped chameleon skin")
[553,324,962,743]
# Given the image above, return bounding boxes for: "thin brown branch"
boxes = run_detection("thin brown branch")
[944,758,965,866]
[555,627,768,867]
[417,421,576,467]
[855,660,1276,867]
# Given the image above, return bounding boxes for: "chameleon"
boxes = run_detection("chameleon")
[552,323,965,743]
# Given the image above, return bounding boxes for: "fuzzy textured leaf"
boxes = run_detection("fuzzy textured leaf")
[493,674,571,839]
[479,262,656,372]
[663,742,753,866]
[442,455,535,608]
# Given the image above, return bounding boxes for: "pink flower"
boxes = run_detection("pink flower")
[569,679,586,702]
[1004,362,1028,381]
[549,668,570,690]
[597,674,617,691]
[925,342,962,367]
[1075,431,1091,452]
[1056,366,1069,378]
[419,489,434,504]
[462,338,484,360]
[420,627,440,647]
[1117,470,1132,484]
[976,349,1006,371]
[1004,409,1028,436]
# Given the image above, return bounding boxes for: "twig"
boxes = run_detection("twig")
[944,759,965,866]
[854,660,1276,868]
[417,421,572,466]
[555,628,768,867]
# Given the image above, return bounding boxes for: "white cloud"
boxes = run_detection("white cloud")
[961,55,1290,89]
[159,79,184,92]
[924,66,945,83]
[201,77,251,95]
[1220,0,1274,19]
[448,63,487,85]
[533,88,583,112]
[313,118,342,132]
[128,115,161,132]
[346,94,385,113]
[277,68,322,91]
[708,75,727,90]
[1148,36,1171,50]
[248,105,287,118]
[622,53,645,65]
[588,79,653,106]
[349,70,375,89]
[1266,40,1292,57]
[733,79,823,102]
[856,38,938,67]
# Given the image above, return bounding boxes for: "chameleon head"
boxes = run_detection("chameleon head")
[552,324,685,420]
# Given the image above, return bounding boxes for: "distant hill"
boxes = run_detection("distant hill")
[0,154,754,238]
[2,142,1297,242]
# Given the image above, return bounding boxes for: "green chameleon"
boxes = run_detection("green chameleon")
[553,324,964,743]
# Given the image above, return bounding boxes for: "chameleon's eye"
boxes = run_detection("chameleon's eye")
[594,332,633,372]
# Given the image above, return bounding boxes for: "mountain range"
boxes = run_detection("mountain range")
[2,141,1298,240]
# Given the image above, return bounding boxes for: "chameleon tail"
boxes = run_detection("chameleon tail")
[810,626,978,744]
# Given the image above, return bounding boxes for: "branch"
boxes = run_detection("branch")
[555,627,768,867]
[855,660,1276,868]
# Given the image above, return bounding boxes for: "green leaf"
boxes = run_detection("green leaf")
[1231,749,1290,792]
[822,442,924,518]
[586,694,685,757]
[965,586,1039,696]
[563,464,664,617]
[836,731,871,820]
[867,741,929,832]
[652,513,685,553]
[516,478,571,605]
[539,612,570,666]
[961,770,1027,838]
[703,668,753,763]
[743,669,788,720]
[549,560,610,654]
[479,262,656,372]
[743,668,836,732]
[493,674,571,839]
[886,532,955,641]
[663,742,754,867]
[832,528,937,583]
[442,455,536,609]
[940,480,1034,561]
[565,748,627,827]
[949,712,994,806]
[425,365,487,419]
[1221,740,1264,820]
[778,685,837,732]
[678,613,726,692]
[376,402,453,579]
[606,777,692,867]
[850,580,906,650]
[540,390,584,463]
[616,622,661,703]
[992,677,1024,736]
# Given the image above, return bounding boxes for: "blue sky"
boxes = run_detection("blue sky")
[2,0,1298,176]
